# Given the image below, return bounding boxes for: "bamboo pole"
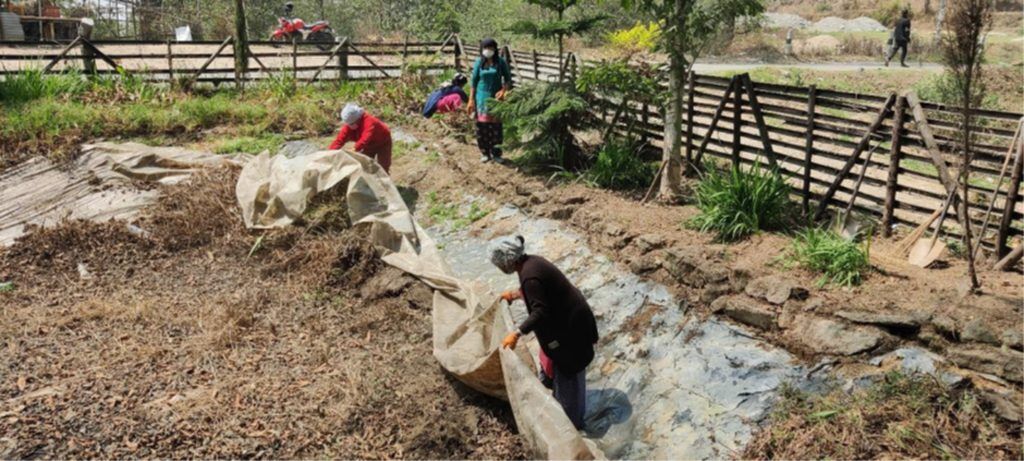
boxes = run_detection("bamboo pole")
[996,136,1024,257]
[972,119,1021,257]
[693,77,737,166]
[813,93,896,221]
[740,74,779,170]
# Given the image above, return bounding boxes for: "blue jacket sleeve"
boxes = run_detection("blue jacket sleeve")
[500,58,513,89]
[422,88,444,118]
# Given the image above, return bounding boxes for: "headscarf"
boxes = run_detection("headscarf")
[489,235,525,272]
[340,103,364,126]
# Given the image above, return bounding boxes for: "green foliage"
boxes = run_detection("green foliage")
[490,82,594,169]
[576,60,662,103]
[914,73,998,109]
[689,162,791,241]
[584,140,656,190]
[258,71,299,98]
[789,227,870,287]
[607,22,661,54]
[621,0,766,66]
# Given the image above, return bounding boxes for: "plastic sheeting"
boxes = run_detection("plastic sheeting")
[235,148,602,459]
[234,147,813,460]
[0,142,235,247]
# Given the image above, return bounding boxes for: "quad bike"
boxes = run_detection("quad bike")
[270,5,335,51]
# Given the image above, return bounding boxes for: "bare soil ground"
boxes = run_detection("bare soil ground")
[0,166,527,459]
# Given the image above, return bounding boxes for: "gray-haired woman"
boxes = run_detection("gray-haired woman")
[490,235,598,430]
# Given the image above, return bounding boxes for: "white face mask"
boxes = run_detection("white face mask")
[482,48,495,59]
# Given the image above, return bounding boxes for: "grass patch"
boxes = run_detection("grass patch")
[689,161,792,241]
[789,227,870,287]
[744,372,1021,460]
[424,192,491,230]
[583,140,657,190]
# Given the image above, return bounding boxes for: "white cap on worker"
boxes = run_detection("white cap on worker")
[340,103,364,126]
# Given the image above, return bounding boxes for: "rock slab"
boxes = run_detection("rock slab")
[787,315,885,355]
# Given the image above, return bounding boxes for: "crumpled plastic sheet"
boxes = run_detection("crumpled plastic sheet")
[0,142,235,247]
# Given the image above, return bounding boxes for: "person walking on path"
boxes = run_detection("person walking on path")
[468,38,513,164]
[329,103,393,174]
[491,236,599,430]
[886,9,912,67]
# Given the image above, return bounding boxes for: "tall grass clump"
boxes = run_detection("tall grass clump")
[789,227,870,287]
[584,140,656,190]
[0,68,88,104]
[690,162,791,241]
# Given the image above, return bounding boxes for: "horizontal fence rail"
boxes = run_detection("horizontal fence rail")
[0,35,460,84]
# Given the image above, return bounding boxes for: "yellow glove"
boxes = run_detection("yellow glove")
[501,331,520,350]
[500,289,522,303]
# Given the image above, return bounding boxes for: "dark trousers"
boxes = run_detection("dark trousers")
[553,365,586,430]
[475,121,503,158]
[887,41,908,64]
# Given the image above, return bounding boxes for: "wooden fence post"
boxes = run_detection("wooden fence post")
[803,85,816,214]
[906,92,966,228]
[165,40,174,85]
[997,140,1024,257]
[685,70,695,172]
[453,34,462,72]
[532,50,539,80]
[339,37,349,81]
[291,38,298,83]
[732,75,743,167]
[882,95,906,236]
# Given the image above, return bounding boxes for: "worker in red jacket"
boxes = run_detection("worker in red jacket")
[328,103,393,173]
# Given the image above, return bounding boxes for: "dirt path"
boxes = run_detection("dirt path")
[0,167,527,459]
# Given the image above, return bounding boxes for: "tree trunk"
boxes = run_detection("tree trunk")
[233,0,248,89]
[934,0,948,44]
[961,72,979,290]
[659,3,685,201]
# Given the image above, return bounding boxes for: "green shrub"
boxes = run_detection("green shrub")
[790,227,870,287]
[690,162,791,241]
[214,135,285,154]
[584,140,656,190]
[490,81,594,170]
[915,73,998,109]
[870,0,905,28]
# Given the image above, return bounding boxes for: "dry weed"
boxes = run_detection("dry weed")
[743,372,1022,459]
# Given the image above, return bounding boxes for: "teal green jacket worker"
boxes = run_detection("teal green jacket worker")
[467,37,513,163]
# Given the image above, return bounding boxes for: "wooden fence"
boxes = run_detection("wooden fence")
[464,42,1023,257]
[0,34,461,84]
[3,34,1021,256]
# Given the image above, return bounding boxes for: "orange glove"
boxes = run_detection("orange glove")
[502,331,520,350]
[496,89,508,101]
[500,289,522,303]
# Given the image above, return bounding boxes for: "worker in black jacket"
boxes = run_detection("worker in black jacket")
[886,9,912,67]
[490,235,598,430]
